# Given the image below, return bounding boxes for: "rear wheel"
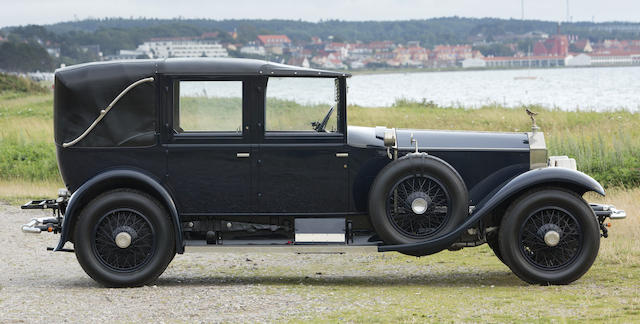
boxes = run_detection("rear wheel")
[74,189,175,287]
[369,153,468,255]
[499,188,600,285]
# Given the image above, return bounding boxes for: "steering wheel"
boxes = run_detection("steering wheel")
[312,106,335,132]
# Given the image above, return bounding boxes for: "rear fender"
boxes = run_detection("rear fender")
[378,167,604,255]
[54,169,184,253]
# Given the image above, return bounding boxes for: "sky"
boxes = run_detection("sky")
[1,0,638,28]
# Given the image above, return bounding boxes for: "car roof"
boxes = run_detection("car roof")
[55,58,351,78]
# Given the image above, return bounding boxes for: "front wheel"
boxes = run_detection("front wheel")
[499,188,600,285]
[74,189,175,287]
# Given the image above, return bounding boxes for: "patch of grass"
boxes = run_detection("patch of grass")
[0,179,63,204]
[348,100,640,187]
[0,93,639,188]
[0,73,49,94]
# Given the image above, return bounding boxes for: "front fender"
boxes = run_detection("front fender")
[473,167,604,213]
[379,167,604,255]
[54,169,184,253]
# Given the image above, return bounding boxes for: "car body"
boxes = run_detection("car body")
[22,58,626,287]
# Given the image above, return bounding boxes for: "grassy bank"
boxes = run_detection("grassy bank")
[0,91,639,201]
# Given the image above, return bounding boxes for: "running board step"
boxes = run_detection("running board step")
[184,245,378,254]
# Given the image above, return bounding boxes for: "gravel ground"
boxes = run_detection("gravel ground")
[0,204,349,323]
[2,201,637,323]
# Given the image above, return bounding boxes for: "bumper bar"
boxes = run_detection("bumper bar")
[590,203,626,220]
[21,194,67,235]
[21,217,60,234]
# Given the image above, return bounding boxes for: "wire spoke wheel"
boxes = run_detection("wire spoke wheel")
[519,207,583,270]
[92,208,156,272]
[386,174,451,239]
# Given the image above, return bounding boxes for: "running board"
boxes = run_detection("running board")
[185,245,378,254]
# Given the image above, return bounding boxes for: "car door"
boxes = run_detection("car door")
[166,77,254,215]
[255,76,349,214]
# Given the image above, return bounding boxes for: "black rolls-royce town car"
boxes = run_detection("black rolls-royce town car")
[22,58,626,287]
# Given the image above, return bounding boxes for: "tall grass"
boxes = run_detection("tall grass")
[349,99,640,187]
[1,93,638,188]
[0,73,49,94]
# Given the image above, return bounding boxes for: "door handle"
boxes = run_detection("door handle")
[236,153,250,158]
[336,153,349,158]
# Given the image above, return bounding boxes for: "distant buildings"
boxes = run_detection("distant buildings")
[462,58,486,68]
[564,53,591,66]
[256,35,291,55]
[104,49,148,60]
[137,39,228,58]
[89,29,640,70]
[533,35,569,57]
[483,56,565,68]
[239,42,266,56]
[106,34,229,60]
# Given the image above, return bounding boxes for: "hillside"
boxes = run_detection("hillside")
[1,17,639,71]
[39,17,640,46]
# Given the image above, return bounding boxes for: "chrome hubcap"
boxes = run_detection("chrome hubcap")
[115,232,132,249]
[544,230,560,247]
[411,198,428,214]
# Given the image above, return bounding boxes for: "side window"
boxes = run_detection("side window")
[266,77,339,133]
[174,80,243,133]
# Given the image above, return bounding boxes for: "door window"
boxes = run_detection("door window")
[174,80,243,133]
[265,77,339,133]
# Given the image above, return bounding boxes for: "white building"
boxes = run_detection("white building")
[565,53,591,66]
[590,53,635,66]
[137,40,228,58]
[461,58,486,68]
[240,45,266,57]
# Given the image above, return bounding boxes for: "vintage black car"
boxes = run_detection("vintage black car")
[22,58,625,287]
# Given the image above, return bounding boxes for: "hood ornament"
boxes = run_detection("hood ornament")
[526,108,540,133]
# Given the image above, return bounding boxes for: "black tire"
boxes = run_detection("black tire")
[486,232,506,265]
[499,188,600,285]
[74,189,175,287]
[368,153,468,255]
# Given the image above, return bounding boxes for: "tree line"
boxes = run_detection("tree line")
[1,17,639,72]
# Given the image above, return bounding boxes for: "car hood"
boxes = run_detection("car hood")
[347,126,530,152]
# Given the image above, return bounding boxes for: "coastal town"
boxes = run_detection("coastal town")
[82,28,640,70]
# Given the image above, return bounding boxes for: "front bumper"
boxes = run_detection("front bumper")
[590,203,626,238]
[590,203,626,220]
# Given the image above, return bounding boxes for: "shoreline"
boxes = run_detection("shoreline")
[347,64,640,75]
